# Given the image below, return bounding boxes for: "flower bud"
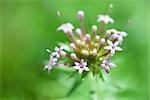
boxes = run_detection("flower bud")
[95,35,100,41]
[76,39,82,45]
[70,43,76,50]
[78,10,84,18]
[100,38,105,45]
[60,51,67,56]
[92,48,97,56]
[82,49,89,56]
[85,34,91,41]
[92,25,97,33]
[70,53,77,60]
[76,28,82,36]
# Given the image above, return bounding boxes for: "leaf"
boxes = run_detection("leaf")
[67,79,82,97]
[99,70,105,82]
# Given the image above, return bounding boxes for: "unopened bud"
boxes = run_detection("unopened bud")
[92,25,97,33]
[82,49,89,56]
[100,38,105,45]
[46,49,51,53]
[92,48,97,56]
[76,39,82,45]
[78,10,84,18]
[95,35,100,41]
[85,34,91,41]
[60,51,67,56]
[70,43,76,50]
[70,53,77,60]
[76,28,82,35]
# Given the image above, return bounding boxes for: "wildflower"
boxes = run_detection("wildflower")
[53,46,67,59]
[57,23,74,33]
[44,56,58,72]
[100,59,116,73]
[104,40,123,56]
[74,59,89,74]
[45,8,127,79]
[112,31,127,43]
[97,15,114,24]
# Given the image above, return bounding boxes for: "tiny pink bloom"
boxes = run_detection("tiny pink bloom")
[97,15,114,24]
[112,31,127,43]
[74,59,89,74]
[53,46,67,59]
[44,57,58,72]
[57,23,74,33]
[104,40,123,56]
[100,59,116,73]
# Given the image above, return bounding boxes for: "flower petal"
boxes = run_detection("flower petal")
[110,49,115,56]
[115,47,123,51]
[107,40,113,46]
[83,67,89,71]
[74,62,79,66]
[109,63,116,68]
[104,46,112,50]
[79,68,83,74]
[74,65,80,70]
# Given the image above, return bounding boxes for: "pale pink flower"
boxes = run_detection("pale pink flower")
[57,23,74,33]
[100,59,116,73]
[104,40,123,56]
[97,15,114,24]
[112,31,127,43]
[74,59,89,74]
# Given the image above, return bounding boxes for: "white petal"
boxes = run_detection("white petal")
[101,64,105,68]
[79,68,83,74]
[54,46,59,52]
[74,65,80,70]
[104,46,112,50]
[114,41,119,47]
[115,47,123,51]
[110,49,115,56]
[83,62,87,67]
[121,31,127,37]
[107,40,113,46]
[74,62,79,66]
[109,63,116,68]
[83,67,89,71]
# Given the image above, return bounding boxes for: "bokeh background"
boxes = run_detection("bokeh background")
[1,0,149,100]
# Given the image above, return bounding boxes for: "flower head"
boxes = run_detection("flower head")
[45,9,127,80]
[97,15,114,24]
[74,59,89,74]
[57,23,74,33]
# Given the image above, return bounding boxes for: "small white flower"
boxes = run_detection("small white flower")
[112,31,127,43]
[100,59,116,73]
[53,46,67,59]
[97,15,114,24]
[44,57,58,72]
[74,59,89,74]
[57,23,74,33]
[104,40,123,56]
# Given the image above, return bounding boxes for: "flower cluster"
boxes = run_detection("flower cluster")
[44,10,127,77]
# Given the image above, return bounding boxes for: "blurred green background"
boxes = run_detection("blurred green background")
[1,0,149,100]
